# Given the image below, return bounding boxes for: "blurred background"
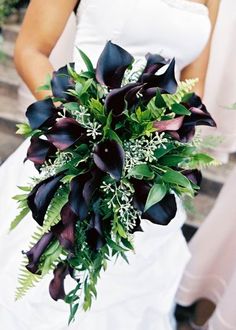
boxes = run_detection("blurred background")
[0,0,235,237]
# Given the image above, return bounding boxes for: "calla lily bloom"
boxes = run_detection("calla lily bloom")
[93,140,125,181]
[52,171,103,251]
[27,174,64,226]
[153,95,216,142]
[96,41,134,89]
[142,53,169,76]
[182,169,202,187]
[86,211,105,251]
[51,64,75,100]
[97,42,177,116]
[132,180,177,225]
[26,98,58,130]
[25,232,54,274]
[49,262,69,301]
[51,206,78,251]
[105,83,141,116]
[26,137,57,166]
[46,118,86,151]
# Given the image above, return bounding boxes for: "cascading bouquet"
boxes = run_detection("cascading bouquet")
[12,41,216,323]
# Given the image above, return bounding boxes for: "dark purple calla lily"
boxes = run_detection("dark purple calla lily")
[132,180,177,225]
[27,174,63,226]
[105,83,141,116]
[51,64,75,100]
[153,93,216,142]
[182,93,216,128]
[142,53,169,76]
[182,169,202,187]
[153,116,184,132]
[51,205,78,251]
[26,98,58,130]
[25,232,54,274]
[49,262,69,301]
[46,118,86,151]
[83,168,103,205]
[96,41,134,89]
[141,58,177,95]
[52,170,102,251]
[93,140,125,181]
[86,211,105,251]
[26,137,57,166]
[68,174,90,221]
[104,55,177,115]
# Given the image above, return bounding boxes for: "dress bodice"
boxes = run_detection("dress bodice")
[73,0,211,72]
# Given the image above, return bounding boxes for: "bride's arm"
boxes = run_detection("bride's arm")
[14,0,78,100]
[180,0,221,98]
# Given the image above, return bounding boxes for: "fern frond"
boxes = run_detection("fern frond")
[42,185,69,234]
[15,185,69,300]
[9,207,30,231]
[15,262,42,300]
[163,78,198,108]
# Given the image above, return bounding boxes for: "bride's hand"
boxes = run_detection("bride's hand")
[14,0,78,100]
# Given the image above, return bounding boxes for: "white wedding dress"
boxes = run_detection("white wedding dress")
[0,1,211,329]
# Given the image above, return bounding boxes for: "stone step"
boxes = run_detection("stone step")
[0,94,25,123]
[0,39,15,67]
[2,23,20,43]
[201,159,235,197]
[0,117,24,164]
[0,63,19,98]
[185,192,216,227]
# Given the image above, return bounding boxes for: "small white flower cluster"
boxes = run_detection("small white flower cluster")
[34,152,73,183]
[69,105,102,140]
[101,181,141,231]
[121,58,146,86]
[124,132,169,172]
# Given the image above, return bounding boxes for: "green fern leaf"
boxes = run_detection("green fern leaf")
[9,207,30,231]
[15,262,42,300]
[15,185,69,300]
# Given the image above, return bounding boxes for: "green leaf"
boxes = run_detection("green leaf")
[36,74,51,92]
[154,144,175,159]
[78,48,94,73]
[106,129,123,145]
[12,193,28,201]
[17,186,32,192]
[9,207,30,231]
[144,182,167,212]
[171,103,191,115]
[103,111,113,136]
[159,154,188,167]
[68,303,79,324]
[16,123,33,136]
[106,238,128,252]
[155,89,166,108]
[162,168,192,190]
[60,175,77,184]
[117,223,127,238]
[128,164,154,179]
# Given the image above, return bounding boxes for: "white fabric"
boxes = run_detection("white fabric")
[0,1,211,329]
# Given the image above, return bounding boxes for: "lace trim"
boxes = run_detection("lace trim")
[161,0,209,16]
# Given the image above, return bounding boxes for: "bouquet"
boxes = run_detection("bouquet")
[12,41,216,323]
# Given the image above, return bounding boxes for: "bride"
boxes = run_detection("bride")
[0,1,220,329]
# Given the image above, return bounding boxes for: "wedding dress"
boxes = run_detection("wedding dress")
[0,1,211,329]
